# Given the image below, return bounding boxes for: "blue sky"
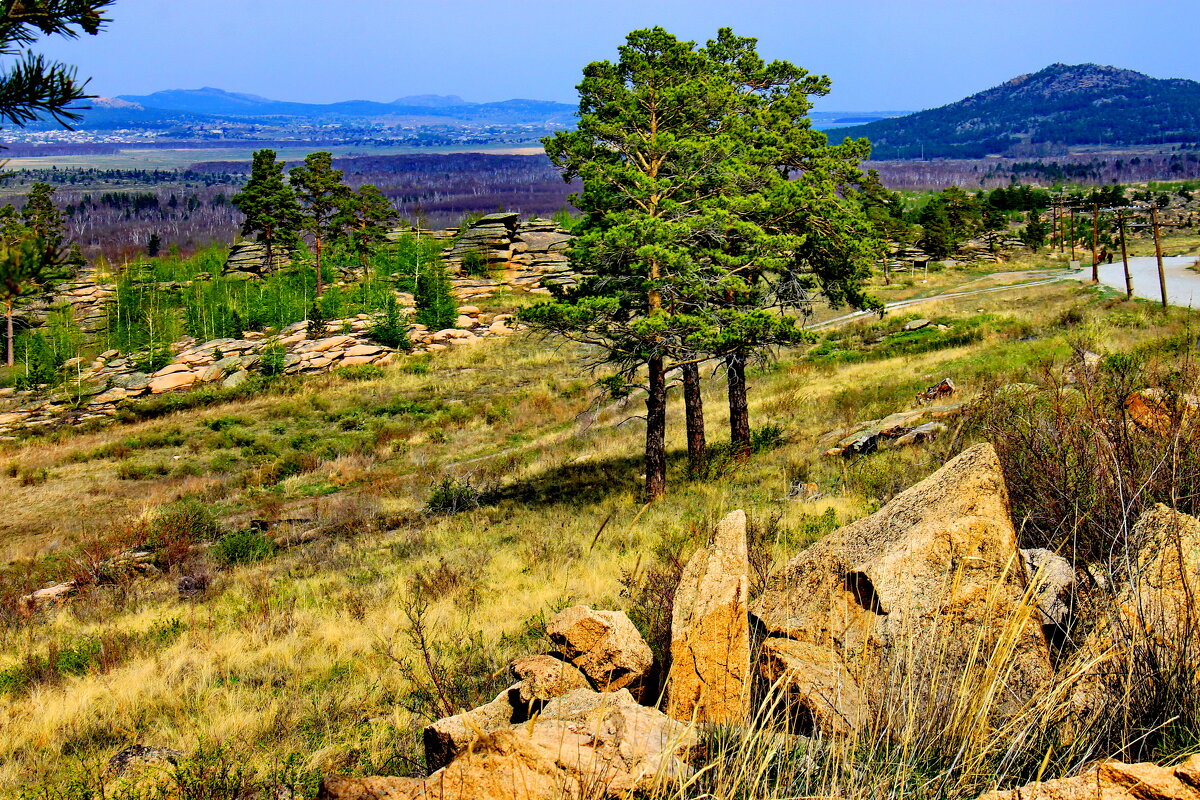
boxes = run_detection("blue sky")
[35,0,1200,111]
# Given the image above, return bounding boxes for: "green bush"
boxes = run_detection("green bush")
[370,293,411,350]
[460,249,489,277]
[212,529,278,566]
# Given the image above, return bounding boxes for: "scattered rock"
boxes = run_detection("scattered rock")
[423,684,521,771]
[546,605,653,694]
[903,318,931,331]
[17,580,77,617]
[1022,548,1075,631]
[976,755,1200,800]
[510,654,592,705]
[665,510,751,724]
[105,745,183,778]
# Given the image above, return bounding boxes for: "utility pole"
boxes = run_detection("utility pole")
[1151,204,1167,309]
[1091,201,1100,282]
[1118,209,1132,300]
[1068,203,1076,261]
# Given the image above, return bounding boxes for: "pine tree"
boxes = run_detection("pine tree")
[919,198,956,259]
[21,182,64,263]
[290,151,351,295]
[231,149,303,277]
[342,184,399,275]
[0,2,113,128]
[522,27,881,491]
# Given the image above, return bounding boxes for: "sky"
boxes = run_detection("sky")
[34,0,1200,112]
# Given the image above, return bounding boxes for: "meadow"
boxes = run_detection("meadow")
[4,227,1200,797]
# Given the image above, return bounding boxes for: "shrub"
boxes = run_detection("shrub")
[151,499,223,566]
[974,347,1200,561]
[424,475,484,515]
[460,249,489,277]
[370,293,411,350]
[415,262,458,331]
[211,529,278,566]
[256,342,286,377]
[335,364,384,381]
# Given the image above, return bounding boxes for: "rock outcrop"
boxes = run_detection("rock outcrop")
[546,605,653,695]
[975,755,1200,800]
[665,510,751,724]
[437,215,579,301]
[221,241,293,276]
[752,443,1053,733]
[0,306,518,439]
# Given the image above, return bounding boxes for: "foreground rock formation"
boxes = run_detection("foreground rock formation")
[665,510,751,724]
[332,690,695,800]
[752,443,1053,733]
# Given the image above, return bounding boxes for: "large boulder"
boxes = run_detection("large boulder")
[751,443,1052,729]
[665,510,751,724]
[329,689,694,800]
[975,755,1200,800]
[546,605,653,694]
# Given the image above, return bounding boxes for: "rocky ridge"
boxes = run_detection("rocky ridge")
[0,305,519,439]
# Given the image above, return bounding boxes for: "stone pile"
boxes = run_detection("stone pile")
[0,306,517,439]
[324,604,689,800]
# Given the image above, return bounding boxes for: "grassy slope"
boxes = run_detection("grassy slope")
[2,249,1198,795]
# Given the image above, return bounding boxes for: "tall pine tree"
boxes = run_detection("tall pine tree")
[232,149,303,278]
[290,151,350,295]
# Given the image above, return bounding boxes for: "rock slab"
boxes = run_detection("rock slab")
[665,510,751,724]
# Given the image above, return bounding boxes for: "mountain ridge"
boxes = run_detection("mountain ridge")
[835,63,1200,159]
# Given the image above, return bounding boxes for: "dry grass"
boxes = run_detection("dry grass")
[3,249,1200,796]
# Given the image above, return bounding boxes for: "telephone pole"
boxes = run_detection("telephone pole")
[1117,209,1132,300]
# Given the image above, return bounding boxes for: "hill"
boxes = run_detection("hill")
[4,221,1200,795]
[114,87,578,125]
[835,63,1200,159]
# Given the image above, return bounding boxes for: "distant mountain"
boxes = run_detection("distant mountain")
[113,87,576,125]
[833,63,1200,159]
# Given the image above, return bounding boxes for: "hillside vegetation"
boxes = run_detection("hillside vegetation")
[4,239,1200,795]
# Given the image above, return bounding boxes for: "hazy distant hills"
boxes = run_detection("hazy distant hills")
[111,87,578,125]
[834,63,1200,159]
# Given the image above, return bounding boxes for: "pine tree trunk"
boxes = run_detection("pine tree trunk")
[645,355,668,501]
[726,351,751,459]
[682,361,706,475]
[314,233,324,296]
[5,301,13,368]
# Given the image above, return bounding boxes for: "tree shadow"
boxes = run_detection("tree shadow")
[486,450,692,509]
